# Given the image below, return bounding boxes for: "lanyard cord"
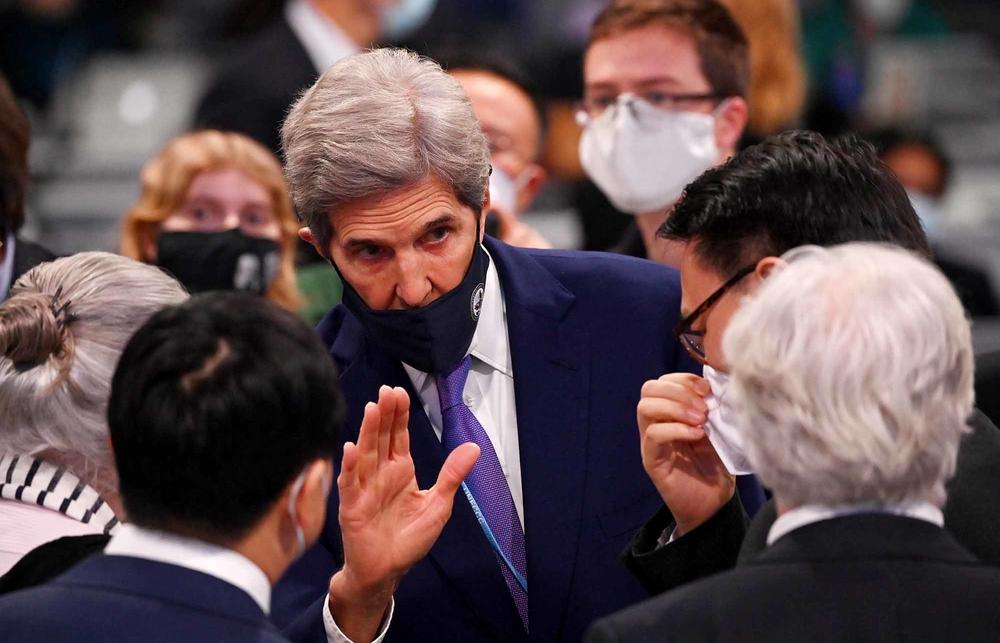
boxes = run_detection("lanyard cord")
[460,482,528,593]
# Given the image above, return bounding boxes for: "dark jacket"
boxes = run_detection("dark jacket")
[589,514,1000,643]
[0,554,289,642]
[275,237,699,643]
[622,409,1000,595]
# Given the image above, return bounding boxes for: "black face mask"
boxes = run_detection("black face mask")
[156,229,280,296]
[336,242,490,374]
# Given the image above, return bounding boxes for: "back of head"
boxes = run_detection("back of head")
[281,48,491,251]
[723,243,973,508]
[588,0,749,100]
[0,252,187,485]
[108,292,342,542]
[661,130,931,278]
[0,73,30,239]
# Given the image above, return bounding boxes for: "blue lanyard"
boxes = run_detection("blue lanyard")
[461,482,528,593]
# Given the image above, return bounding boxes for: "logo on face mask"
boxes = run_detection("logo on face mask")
[471,283,485,320]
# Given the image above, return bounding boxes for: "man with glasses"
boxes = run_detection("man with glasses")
[622,129,1000,595]
[579,0,749,267]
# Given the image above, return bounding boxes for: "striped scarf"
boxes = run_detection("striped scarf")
[0,453,119,535]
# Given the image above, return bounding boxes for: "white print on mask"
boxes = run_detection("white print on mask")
[702,365,754,476]
[579,95,720,214]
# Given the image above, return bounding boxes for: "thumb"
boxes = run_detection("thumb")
[431,443,480,503]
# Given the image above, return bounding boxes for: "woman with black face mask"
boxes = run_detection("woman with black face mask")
[120,130,303,312]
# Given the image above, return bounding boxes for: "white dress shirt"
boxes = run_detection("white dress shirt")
[285,0,360,74]
[767,501,945,546]
[106,524,390,643]
[402,251,524,527]
[0,232,16,300]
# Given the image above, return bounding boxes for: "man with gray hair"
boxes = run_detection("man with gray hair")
[275,48,698,643]
[588,242,1000,642]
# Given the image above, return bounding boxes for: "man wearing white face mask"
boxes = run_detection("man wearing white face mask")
[579,0,749,267]
[447,53,552,249]
[622,130,1000,597]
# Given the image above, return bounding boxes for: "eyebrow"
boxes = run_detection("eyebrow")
[341,212,459,251]
[585,75,687,92]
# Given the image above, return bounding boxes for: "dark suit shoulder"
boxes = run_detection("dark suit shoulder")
[0,533,110,595]
[10,236,56,285]
[591,522,1000,643]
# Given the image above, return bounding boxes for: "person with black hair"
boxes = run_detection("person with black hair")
[0,292,479,643]
[621,130,1000,595]
[0,72,54,301]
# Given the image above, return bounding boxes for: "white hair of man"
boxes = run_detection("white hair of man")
[723,242,974,509]
[0,252,188,495]
[281,47,491,251]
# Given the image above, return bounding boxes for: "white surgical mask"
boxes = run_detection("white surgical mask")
[907,189,942,240]
[286,466,332,559]
[702,365,754,476]
[488,165,529,215]
[380,0,437,40]
[579,95,719,214]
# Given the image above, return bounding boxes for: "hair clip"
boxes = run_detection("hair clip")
[50,286,79,327]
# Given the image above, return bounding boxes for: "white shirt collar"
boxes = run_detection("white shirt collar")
[767,501,945,546]
[104,524,272,614]
[285,0,361,74]
[403,247,511,387]
[0,232,16,300]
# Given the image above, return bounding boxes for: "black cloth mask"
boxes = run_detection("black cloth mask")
[156,229,280,296]
[336,242,490,374]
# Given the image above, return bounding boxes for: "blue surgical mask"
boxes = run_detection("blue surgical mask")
[380,0,437,41]
[907,190,943,240]
[334,241,490,374]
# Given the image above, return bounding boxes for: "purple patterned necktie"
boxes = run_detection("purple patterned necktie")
[438,355,529,630]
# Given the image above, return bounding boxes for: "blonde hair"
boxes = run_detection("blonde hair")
[0,252,188,492]
[719,0,806,137]
[121,130,302,312]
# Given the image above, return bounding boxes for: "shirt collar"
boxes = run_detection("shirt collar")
[0,232,16,300]
[403,246,511,389]
[105,524,272,614]
[285,0,361,74]
[767,501,945,546]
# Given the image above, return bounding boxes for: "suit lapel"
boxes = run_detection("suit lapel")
[488,239,590,642]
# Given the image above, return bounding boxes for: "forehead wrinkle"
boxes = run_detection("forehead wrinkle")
[332,179,464,245]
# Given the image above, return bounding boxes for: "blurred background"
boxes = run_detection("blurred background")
[4,0,1000,350]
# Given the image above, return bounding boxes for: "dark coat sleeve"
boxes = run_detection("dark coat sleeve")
[621,491,748,594]
[0,534,109,595]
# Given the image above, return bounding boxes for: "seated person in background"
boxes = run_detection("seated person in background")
[588,243,1000,643]
[0,252,186,576]
[444,51,551,249]
[870,127,999,317]
[623,130,1000,594]
[0,72,54,300]
[120,130,304,313]
[0,292,479,642]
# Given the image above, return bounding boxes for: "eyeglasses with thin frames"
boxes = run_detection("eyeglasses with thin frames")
[673,264,756,364]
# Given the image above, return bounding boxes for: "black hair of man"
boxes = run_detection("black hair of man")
[434,47,548,148]
[108,291,343,543]
[659,129,932,278]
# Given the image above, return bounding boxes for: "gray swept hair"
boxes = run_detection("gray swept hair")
[0,252,188,488]
[281,48,491,251]
[723,242,974,508]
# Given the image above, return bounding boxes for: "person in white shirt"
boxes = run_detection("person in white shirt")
[588,242,1000,643]
[0,289,478,643]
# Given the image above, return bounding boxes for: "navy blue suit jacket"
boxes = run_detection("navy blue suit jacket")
[0,554,288,642]
[275,238,698,643]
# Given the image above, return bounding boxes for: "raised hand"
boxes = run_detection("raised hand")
[328,385,479,643]
[637,373,734,537]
